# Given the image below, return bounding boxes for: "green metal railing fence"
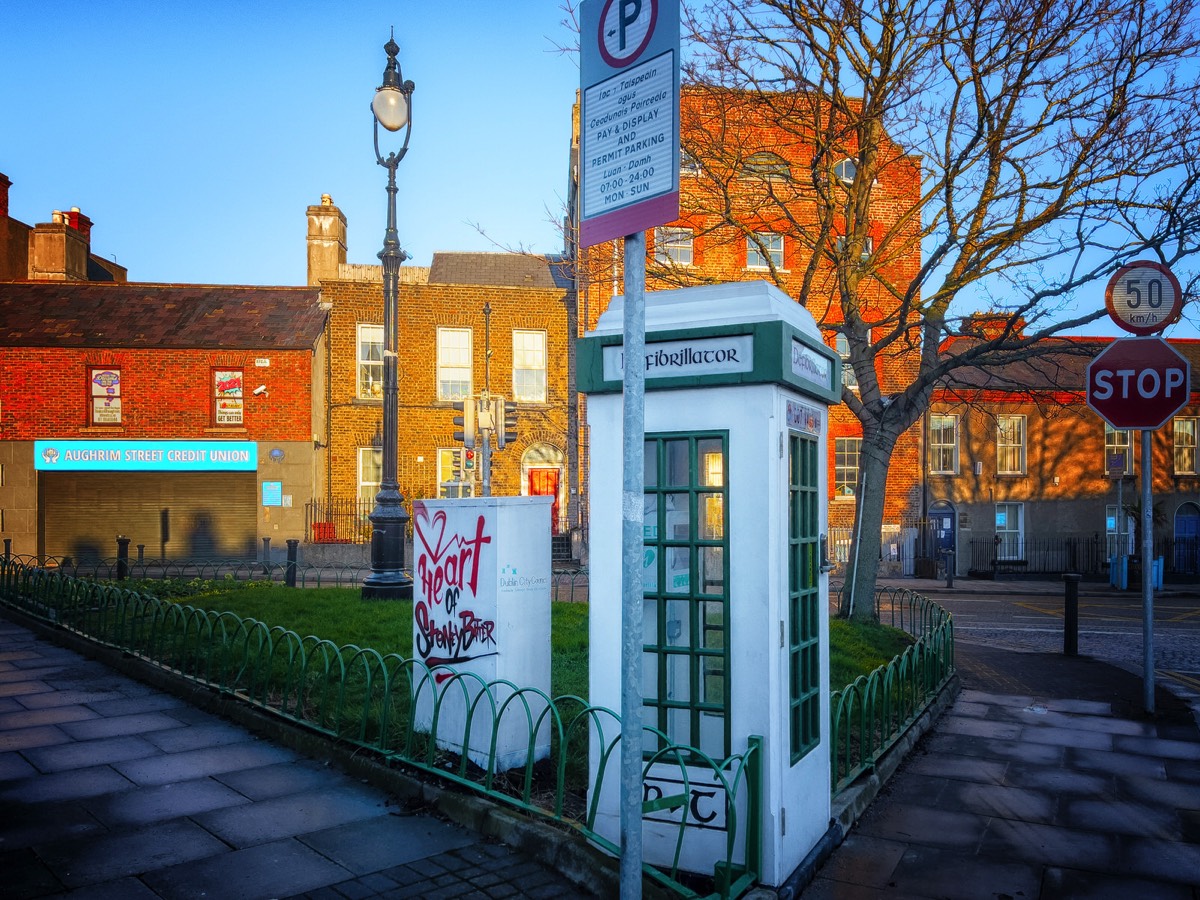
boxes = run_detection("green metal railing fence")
[828,584,955,795]
[0,554,592,601]
[0,559,760,900]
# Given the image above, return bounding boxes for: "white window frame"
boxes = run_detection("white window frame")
[89,366,122,426]
[929,414,959,475]
[1105,504,1136,557]
[747,232,783,270]
[437,448,475,497]
[357,324,384,400]
[512,329,547,403]
[742,151,790,180]
[436,327,472,402]
[996,415,1026,475]
[358,446,382,505]
[655,226,693,266]
[835,235,874,258]
[1175,417,1198,475]
[835,437,861,498]
[834,158,857,185]
[1105,425,1134,476]
[995,502,1024,560]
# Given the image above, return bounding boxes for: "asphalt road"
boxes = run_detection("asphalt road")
[938,589,1200,694]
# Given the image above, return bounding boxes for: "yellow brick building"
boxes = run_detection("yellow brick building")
[305,196,574,553]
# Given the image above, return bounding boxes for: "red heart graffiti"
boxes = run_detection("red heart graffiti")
[413,502,452,564]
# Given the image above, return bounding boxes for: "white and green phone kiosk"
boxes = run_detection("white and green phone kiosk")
[578,280,840,888]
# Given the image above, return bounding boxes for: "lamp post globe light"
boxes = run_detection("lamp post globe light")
[362,34,415,600]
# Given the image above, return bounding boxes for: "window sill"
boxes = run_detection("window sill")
[744,266,789,274]
[352,397,383,406]
[204,427,248,434]
[995,473,1026,478]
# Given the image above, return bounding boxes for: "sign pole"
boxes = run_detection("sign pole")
[620,233,646,898]
[1141,428,1155,714]
[578,3,678,893]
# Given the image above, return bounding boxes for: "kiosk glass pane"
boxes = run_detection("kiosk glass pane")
[789,433,821,762]
[643,432,730,760]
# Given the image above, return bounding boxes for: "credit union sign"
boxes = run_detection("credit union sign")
[35,440,258,472]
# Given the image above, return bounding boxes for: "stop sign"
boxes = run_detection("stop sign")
[1087,337,1191,430]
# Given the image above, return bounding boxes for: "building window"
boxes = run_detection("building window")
[834,158,857,185]
[437,448,474,497]
[1105,425,1134,476]
[1106,504,1135,557]
[513,329,547,403]
[642,433,729,761]
[742,151,790,180]
[1175,418,1198,475]
[834,333,860,390]
[835,437,861,497]
[747,232,783,270]
[789,432,821,762]
[929,415,959,474]
[358,446,382,504]
[655,226,693,265]
[89,367,122,425]
[995,502,1024,560]
[357,324,384,400]
[835,235,874,258]
[213,369,244,426]
[680,151,702,177]
[996,415,1026,475]
[437,327,472,401]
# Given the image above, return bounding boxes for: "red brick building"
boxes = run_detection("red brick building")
[929,334,1200,579]
[305,196,574,552]
[573,89,926,554]
[0,173,326,560]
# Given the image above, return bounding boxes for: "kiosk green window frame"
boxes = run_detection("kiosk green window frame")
[642,432,730,761]
[789,432,821,762]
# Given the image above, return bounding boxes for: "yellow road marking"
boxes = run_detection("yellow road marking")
[1161,670,1200,693]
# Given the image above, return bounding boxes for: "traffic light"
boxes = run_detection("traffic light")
[450,452,463,481]
[451,398,476,449]
[464,448,476,470]
[493,398,519,449]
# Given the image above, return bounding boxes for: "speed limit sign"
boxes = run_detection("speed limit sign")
[1105,261,1184,335]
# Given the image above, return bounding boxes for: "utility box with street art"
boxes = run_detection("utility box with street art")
[410,496,553,772]
[578,281,840,887]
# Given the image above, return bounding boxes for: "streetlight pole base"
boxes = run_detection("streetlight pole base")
[362,502,413,600]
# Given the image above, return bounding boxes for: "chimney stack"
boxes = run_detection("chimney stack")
[29,207,91,280]
[306,193,347,286]
[0,173,11,219]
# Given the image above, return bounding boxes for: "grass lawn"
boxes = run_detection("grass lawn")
[122,579,591,700]
[123,579,910,696]
[828,617,915,690]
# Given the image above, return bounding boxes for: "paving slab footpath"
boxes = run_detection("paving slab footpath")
[0,611,605,899]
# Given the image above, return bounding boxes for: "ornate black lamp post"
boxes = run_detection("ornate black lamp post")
[362,34,415,600]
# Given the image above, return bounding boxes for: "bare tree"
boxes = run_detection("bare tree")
[678,0,1200,618]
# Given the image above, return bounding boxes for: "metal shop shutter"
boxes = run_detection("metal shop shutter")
[40,472,257,561]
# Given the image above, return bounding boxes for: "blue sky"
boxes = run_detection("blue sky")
[2,1,1194,340]
[1,1,577,284]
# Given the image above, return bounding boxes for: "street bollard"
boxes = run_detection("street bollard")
[137,544,145,563]
[285,539,299,588]
[3,538,10,561]
[116,536,131,581]
[944,550,955,589]
[1062,573,1081,656]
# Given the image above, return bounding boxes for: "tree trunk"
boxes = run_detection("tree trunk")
[845,425,902,622]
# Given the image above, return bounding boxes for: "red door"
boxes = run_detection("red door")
[528,468,561,535]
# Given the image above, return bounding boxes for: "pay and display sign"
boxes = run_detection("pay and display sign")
[580,0,680,247]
